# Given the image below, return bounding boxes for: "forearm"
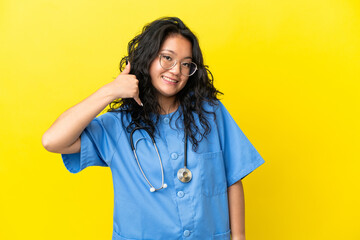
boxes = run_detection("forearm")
[42,85,115,152]
[228,180,246,240]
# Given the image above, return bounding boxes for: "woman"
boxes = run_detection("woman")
[42,16,264,240]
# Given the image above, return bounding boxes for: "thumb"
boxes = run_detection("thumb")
[121,61,131,75]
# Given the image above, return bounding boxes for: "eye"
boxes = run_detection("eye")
[162,55,172,61]
[181,62,191,68]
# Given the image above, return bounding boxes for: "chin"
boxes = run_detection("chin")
[155,89,178,99]
[160,92,177,98]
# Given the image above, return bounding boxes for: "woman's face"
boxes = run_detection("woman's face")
[149,34,192,105]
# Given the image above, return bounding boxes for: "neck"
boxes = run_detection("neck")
[158,97,179,115]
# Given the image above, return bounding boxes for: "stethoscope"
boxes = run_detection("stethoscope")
[130,123,192,192]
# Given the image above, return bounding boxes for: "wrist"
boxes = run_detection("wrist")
[100,84,117,102]
[231,234,246,240]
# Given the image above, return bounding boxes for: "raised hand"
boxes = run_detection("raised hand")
[107,62,143,106]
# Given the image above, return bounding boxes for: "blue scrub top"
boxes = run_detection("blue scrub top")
[62,100,265,240]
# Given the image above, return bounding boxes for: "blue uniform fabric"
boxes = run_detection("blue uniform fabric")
[61,100,265,240]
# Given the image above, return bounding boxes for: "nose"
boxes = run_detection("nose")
[169,62,181,76]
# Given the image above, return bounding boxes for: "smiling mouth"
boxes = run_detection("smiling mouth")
[162,76,179,83]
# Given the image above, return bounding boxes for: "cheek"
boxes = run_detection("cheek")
[149,62,155,78]
[149,63,163,79]
[181,77,189,86]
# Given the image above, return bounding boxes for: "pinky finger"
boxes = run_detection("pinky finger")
[134,97,143,107]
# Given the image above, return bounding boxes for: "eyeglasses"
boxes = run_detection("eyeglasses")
[158,54,197,76]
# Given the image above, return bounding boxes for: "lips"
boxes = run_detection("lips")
[162,75,179,84]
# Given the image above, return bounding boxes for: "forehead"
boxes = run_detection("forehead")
[159,35,192,57]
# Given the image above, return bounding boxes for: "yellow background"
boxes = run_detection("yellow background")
[1,0,359,239]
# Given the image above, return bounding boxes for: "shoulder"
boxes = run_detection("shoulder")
[200,100,237,129]
[93,109,130,130]
[97,110,121,122]
[200,99,218,110]
[99,107,131,120]
[200,99,226,116]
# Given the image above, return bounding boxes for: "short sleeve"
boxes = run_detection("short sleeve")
[61,112,121,174]
[214,101,265,186]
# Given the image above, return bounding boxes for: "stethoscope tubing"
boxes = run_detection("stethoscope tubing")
[130,126,167,192]
[129,123,191,192]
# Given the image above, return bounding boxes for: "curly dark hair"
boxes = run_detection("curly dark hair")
[107,16,223,152]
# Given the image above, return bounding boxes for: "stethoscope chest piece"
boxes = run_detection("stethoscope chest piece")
[177,167,192,183]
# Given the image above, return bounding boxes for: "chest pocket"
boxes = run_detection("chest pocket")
[199,151,227,196]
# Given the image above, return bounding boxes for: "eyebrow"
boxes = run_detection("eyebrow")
[160,49,192,59]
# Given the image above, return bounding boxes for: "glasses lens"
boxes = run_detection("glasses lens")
[181,62,197,76]
[159,54,197,76]
[160,54,175,69]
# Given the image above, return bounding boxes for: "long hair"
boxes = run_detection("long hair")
[107,16,223,151]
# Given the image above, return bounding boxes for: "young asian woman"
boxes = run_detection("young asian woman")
[42,16,264,240]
